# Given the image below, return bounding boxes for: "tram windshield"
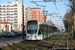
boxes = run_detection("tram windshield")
[27,21,38,34]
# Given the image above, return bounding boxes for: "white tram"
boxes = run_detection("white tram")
[26,20,58,40]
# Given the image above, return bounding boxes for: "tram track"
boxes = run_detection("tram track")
[34,34,64,50]
[15,34,63,50]
[1,34,65,50]
[52,33,68,50]
[15,35,59,50]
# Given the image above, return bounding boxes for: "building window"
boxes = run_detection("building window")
[0,8,2,10]
[3,5,5,7]
[7,13,10,15]
[7,19,10,21]
[14,16,17,18]
[7,8,10,10]
[4,19,6,21]
[0,11,2,13]
[7,16,10,18]
[11,11,13,12]
[0,5,2,7]
[3,11,6,13]
[37,11,38,13]
[3,17,6,18]
[11,19,14,21]
[6,5,9,7]
[10,5,13,7]
[0,20,2,21]
[0,14,2,15]
[11,17,14,18]
[7,11,10,12]
[3,14,6,15]
[3,8,5,10]
[10,14,13,15]
[14,4,17,7]
[37,14,38,15]
[14,24,17,26]
[14,27,17,28]
[14,13,17,15]
[10,8,13,10]
[14,19,17,20]
[0,17,2,18]
[14,22,17,23]
[14,8,17,9]
[37,16,38,17]
[14,11,17,12]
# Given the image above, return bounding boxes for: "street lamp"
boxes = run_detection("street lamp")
[22,0,25,40]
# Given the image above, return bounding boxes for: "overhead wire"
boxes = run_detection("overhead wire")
[54,2,61,16]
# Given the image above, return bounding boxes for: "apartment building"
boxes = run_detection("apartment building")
[25,7,46,22]
[0,0,25,31]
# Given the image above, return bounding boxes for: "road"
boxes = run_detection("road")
[0,36,26,47]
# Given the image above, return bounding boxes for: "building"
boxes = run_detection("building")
[0,22,13,32]
[0,0,25,31]
[25,7,46,22]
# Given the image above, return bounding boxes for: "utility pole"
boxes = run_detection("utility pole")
[37,5,46,22]
[22,0,25,40]
[47,13,58,25]
[30,1,47,22]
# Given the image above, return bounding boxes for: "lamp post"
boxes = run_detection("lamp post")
[22,0,25,40]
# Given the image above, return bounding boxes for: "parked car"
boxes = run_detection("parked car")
[0,33,2,38]
[2,31,10,37]
[4,32,16,38]
[21,31,26,36]
[14,31,21,36]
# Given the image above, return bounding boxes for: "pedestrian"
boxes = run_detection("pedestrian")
[2,29,3,32]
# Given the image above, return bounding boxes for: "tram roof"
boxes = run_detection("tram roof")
[40,24,57,28]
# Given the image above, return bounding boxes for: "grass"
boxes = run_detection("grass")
[56,34,67,48]
[36,34,63,50]
[68,33,75,48]
[0,34,64,50]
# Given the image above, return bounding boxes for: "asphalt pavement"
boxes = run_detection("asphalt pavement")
[0,36,26,47]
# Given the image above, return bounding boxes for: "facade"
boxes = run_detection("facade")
[0,22,13,32]
[0,0,25,31]
[25,7,46,22]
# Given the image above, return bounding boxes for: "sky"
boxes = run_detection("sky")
[0,0,70,30]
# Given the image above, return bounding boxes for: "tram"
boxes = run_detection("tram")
[26,20,58,40]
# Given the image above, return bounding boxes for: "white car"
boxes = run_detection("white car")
[4,32,16,38]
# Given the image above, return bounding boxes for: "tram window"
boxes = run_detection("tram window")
[38,30,41,34]
[27,21,38,34]
[39,25,45,34]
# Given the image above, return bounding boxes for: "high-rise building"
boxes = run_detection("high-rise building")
[0,0,25,31]
[25,7,46,22]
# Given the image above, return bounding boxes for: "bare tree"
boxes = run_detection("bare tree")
[46,20,55,25]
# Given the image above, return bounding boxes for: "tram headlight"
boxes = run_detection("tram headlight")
[34,35,36,38]
[27,35,29,38]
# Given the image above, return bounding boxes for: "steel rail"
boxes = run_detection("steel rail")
[52,34,64,50]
